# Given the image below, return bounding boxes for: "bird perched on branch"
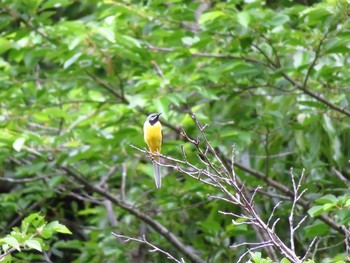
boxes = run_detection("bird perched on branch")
[143,112,162,188]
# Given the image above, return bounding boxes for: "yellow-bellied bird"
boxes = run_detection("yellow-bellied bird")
[143,113,162,188]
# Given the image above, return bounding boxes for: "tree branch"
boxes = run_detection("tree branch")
[281,72,350,117]
[303,32,329,88]
[59,166,205,263]
[233,160,350,238]
[147,44,350,118]
[112,233,185,263]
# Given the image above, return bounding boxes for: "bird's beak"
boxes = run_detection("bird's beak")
[157,112,162,117]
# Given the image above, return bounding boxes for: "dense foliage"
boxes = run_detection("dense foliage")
[0,0,349,262]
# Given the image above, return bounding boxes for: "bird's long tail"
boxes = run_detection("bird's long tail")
[153,155,161,188]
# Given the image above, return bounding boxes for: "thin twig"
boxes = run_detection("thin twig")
[61,166,205,263]
[267,201,283,227]
[237,243,274,263]
[121,162,127,200]
[112,233,185,263]
[301,237,318,262]
[289,168,308,253]
[0,176,47,183]
[151,60,166,80]
[332,167,350,188]
[303,32,329,88]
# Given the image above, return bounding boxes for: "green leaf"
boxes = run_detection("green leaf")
[237,12,251,28]
[345,198,350,207]
[96,27,115,43]
[268,14,290,26]
[304,220,329,237]
[323,114,336,135]
[43,107,71,119]
[40,0,70,10]
[63,52,82,69]
[0,253,12,263]
[13,137,26,152]
[181,36,200,46]
[0,37,12,55]
[281,258,291,263]
[199,11,225,24]
[303,8,332,25]
[231,62,262,77]
[45,221,72,235]
[308,205,324,217]
[1,237,20,251]
[297,100,327,110]
[316,194,338,204]
[154,97,170,118]
[25,239,42,252]
[323,203,336,211]
[122,35,142,48]
[21,213,45,232]
[226,220,248,235]
[324,37,350,54]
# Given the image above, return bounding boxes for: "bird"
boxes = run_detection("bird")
[143,112,162,188]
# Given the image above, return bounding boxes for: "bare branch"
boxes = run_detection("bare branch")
[151,60,166,80]
[271,218,280,232]
[0,247,17,261]
[131,117,350,262]
[105,200,118,227]
[61,166,205,263]
[267,201,283,227]
[85,70,129,104]
[250,186,263,205]
[0,176,47,183]
[303,32,329,88]
[232,161,350,238]
[146,45,269,66]
[332,167,350,188]
[237,243,274,263]
[231,240,272,249]
[281,72,350,117]
[112,233,185,263]
[219,211,254,221]
[97,164,119,189]
[289,168,306,253]
[301,237,318,262]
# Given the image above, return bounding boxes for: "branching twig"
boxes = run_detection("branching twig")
[0,247,17,261]
[148,41,350,118]
[112,233,185,263]
[133,114,304,262]
[301,237,318,262]
[289,168,307,253]
[85,70,129,104]
[303,32,329,88]
[237,243,274,263]
[267,201,282,227]
[232,160,350,238]
[60,166,205,263]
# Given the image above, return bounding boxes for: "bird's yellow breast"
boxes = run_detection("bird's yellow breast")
[143,121,162,153]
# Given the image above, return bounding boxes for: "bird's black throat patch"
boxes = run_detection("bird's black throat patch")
[149,117,159,126]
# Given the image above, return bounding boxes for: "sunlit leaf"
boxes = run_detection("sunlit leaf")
[13,138,26,152]
[199,11,225,24]
[1,237,20,251]
[237,12,251,28]
[25,239,42,252]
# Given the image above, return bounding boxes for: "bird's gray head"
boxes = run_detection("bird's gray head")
[147,112,162,125]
